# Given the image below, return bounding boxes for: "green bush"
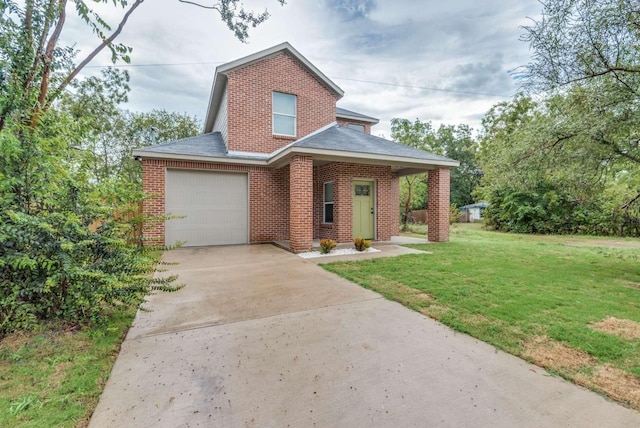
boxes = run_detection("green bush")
[0,128,181,338]
[483,181,639,236]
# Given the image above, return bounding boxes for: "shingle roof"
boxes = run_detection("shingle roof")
[134,132,269,161]
[292,124,456,163]
[134,124,458,168]
[336,107,379,124]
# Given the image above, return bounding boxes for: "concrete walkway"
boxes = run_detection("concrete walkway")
[90,244,640,427]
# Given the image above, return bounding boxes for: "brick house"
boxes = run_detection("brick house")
[134,42,458,252]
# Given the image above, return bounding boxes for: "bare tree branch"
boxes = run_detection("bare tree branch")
[45,0,145,113]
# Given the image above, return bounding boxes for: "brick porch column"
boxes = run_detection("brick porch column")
[427,168,451,242]
[142,159,165,246]
[289,155,314,252]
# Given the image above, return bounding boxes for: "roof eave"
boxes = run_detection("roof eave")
[131,150,269,166]
[336,113,379,124]
[269,146,459,170]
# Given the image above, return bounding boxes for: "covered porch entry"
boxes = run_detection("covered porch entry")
[285,154,453,252]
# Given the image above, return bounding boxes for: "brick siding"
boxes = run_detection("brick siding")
[142,158,290,246]
[427,168,451,242]
[226,52,339,154]
[336,118,372,134]
[289,155,314,251]
[313,162,399,242]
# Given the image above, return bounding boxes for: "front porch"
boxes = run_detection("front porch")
[286,155,452,252]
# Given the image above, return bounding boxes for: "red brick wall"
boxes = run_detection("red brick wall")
[289,155,314,251]
[142,157,401,247]
[313,162,399,242]
[336,119,372,135]
[226,52,339,154]
[142,160,165,246]
[427,168,451,242]
[141,158,290,246]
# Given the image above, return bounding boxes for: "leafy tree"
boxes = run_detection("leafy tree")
[0,0,283,336]
[522,0,640,91]
[521,0,640,202]
[0,0,285,133]
[477,94,640,236]
[391,118,481,215]
[434,124,481,207]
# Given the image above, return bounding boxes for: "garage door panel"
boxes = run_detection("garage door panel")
[165,170,248,246]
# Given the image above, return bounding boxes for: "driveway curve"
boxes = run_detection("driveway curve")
[90,244,640,427]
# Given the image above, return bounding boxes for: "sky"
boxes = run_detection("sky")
[62,0,542,138]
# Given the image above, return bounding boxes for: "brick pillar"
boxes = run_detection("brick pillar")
[289,155,314,252]
[142,159,165,246]
[428,168,450,242]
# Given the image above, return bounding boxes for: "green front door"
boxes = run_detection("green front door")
[352,181,374,239]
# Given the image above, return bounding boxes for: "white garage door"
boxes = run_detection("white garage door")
[165,169,248,246]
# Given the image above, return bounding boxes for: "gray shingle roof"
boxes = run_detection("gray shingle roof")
[134,132,269,161]
[336,107,379,123]
[134,124,458,167]
[292,124,456,163]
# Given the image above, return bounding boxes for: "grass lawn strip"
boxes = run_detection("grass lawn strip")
[322,224,640,410]
[0,308,135,427]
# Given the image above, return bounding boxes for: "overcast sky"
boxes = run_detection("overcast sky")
[63,0,542,137]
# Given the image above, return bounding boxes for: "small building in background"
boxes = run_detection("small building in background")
[459,202,488,223]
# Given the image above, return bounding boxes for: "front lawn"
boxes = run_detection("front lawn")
[323,224,640,409]
[0,309,135,427]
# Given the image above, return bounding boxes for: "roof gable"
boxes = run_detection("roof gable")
[204,42,344,133]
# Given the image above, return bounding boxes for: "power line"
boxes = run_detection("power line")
[84,61,225,68]
[83,62,513,98]
[331,76,513,98]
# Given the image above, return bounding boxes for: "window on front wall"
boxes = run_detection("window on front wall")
[323,182,334,223]
[273,92,296,136]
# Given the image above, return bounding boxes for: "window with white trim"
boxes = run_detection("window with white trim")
[272,92,296,136]
[323,182,334,223]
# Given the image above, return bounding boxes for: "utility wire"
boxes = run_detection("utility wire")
[84,61,512,98]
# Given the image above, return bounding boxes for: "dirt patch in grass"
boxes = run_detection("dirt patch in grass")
[625,282,640,290]
[589,317,640,340]
[0,332,34,354]
[523,336,595,371]
[419,304,452,321]
[369,275,435,307]
[576,365,640,410]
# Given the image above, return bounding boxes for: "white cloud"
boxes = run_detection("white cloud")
[64,0,542,137]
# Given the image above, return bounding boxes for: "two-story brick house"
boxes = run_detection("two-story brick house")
[134,42,458,252]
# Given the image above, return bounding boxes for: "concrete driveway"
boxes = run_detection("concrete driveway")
[90,244,640,427]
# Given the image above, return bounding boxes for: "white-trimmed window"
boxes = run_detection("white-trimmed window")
[323,182,334,223]
[272,92,296,136]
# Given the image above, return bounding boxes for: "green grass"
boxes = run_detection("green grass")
[0,308,135,427]
[323,224,640,408]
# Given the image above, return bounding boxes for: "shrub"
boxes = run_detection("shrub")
[319,239,337,254]
[450,204,462,224]
[353,237,371,251]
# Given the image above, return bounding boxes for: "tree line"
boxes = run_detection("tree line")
[393,0,640,237]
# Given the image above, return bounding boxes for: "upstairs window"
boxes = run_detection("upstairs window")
[348,123,365,133]
[273,92,297,136]
[323,182,334,223]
